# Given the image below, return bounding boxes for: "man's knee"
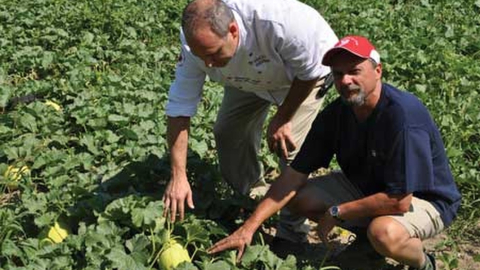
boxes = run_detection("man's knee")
[367,217,410,256]
[286,184,327,218]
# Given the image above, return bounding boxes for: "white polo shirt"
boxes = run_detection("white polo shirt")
[166,0,338,117]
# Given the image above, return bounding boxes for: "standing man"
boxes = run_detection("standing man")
[208,36,461,270]
[163,0,338,247]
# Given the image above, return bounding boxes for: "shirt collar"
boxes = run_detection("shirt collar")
[232,9,246,57]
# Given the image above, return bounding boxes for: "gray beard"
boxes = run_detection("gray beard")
[340,86,367,107]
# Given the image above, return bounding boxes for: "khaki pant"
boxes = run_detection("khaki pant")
[213,80,326,242]
[305,171,445,239]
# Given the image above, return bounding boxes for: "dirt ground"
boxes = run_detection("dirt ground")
[262,220,480,270]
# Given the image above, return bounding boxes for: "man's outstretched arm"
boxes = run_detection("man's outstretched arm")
[163,116,195,222]
[208,167,309,260]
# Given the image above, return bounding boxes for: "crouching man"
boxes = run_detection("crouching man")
[208,35,461,270]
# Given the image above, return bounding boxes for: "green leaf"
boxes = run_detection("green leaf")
[19,113,38,133]
[125,26,138,38]
[131,201,162,228]
[42,51,54,68]
[203,261,232,270]
[3,146,20,160]
[184,222,210,245]
[280,255,298,269]
[125,234,151,265]
[96,221,127,238]
[126,234,150,254]
[87,118,108,129]
[82,32,94,44]
[104,130,121,143]
[175,262,199,270]
[106,246,148,270]
[108,114,129,124]
[131,209,147,228]
[445,24,455,38]
[447,147,463,158]
[415,84,427,93]
[108,74,122,83]
[120,128,139,140]
[79,134,100,155]
[190,139,208,159]
[1,239,23,257]
[240,245,268,267]
[140,120,155,131]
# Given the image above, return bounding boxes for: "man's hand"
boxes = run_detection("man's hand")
[207,226,255,262]
[266,77,318,159]
[267,115,297,159]
[316,211,338,249]
[162,175,194,222]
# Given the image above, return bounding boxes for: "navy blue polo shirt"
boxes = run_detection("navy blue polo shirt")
[291,83,461,227]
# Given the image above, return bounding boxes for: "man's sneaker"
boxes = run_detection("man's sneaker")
[409,253,436,270]
[269,236,306,259]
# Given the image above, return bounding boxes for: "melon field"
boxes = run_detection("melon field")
[1,0,479,269]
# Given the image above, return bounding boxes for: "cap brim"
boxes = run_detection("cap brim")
[322,47,370,66]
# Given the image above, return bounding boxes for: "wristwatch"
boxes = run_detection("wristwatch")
[329,205,344,223]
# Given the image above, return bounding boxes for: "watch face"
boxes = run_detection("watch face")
[330,206,339,217]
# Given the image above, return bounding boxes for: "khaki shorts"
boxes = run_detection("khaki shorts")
[309,171,445,239]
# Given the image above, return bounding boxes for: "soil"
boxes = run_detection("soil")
[262,220,480,270]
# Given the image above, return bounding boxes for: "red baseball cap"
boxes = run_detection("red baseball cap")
[322,35,380,66]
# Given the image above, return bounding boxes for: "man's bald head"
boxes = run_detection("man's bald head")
[182,0,234,40]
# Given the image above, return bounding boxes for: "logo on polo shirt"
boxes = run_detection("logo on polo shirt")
[247,52,270,69]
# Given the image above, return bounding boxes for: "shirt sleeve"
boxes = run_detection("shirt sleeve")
[274,11,337,81]
[384,127,435,194]
[165,32,207,117]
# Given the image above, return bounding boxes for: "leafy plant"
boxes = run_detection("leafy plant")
[1,0,479,269]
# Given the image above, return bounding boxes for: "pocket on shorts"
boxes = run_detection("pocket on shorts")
[392,197,444,239]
